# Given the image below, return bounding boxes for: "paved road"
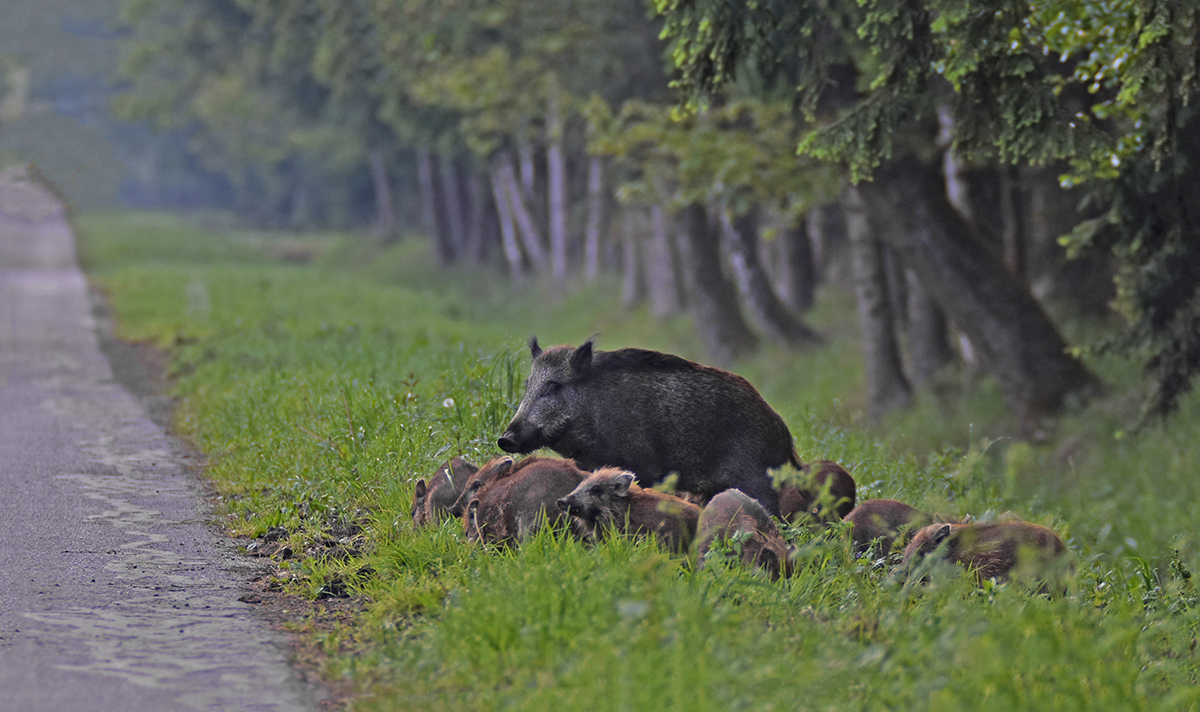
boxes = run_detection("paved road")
[0,168,322,710]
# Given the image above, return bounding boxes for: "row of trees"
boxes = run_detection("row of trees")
[119,0,1200,428]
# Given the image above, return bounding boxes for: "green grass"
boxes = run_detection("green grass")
[75,210,1200,710]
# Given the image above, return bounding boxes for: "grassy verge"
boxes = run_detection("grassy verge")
[76,210,1200,710]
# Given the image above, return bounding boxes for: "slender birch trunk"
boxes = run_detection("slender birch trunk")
[645,205,685,316]
[621,209,644,308]
[438,155,467,262]
[500,154,548,270]
[490,162,525,280]
[718,205,822,347]
[368,147,397,242]
[583,156,605,282]
[546,80,569,283]
[416,147,440,242]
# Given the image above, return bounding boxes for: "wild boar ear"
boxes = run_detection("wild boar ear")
[613,472,635,497]
[529,335,543,360]
[414,479,427,499]
[931,524,952,546]
[570,338,595,373]
[494,456,516,479]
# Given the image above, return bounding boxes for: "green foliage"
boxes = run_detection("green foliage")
[117,0,380,224]
[76,210,1200,710]
[658,0,1200,419]
[588,98,842,215]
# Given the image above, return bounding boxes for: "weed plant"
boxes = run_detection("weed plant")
[76,211,1200,710]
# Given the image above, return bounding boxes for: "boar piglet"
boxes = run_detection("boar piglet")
[412,456,479,528]
[902,521,1070,590]
[556,467,701,553]
[842,499,931,556]
[696,489,792,579]
[779,460,857,524]
[448,455,518,518]
[464,457,587,546]
[500,336,801,515]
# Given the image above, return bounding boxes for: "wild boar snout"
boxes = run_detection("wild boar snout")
[498,418,531,453]
[556,496,572,513]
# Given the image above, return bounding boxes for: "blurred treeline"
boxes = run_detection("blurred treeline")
[8,0,1200,432]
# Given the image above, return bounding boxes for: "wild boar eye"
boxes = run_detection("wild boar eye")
[544,381,562,395]
[589,485,603,496]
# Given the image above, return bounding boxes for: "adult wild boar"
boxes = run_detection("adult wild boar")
[842,499,931,555]
[464,457,586,546]
[556,467,701,553]
[778,460,857,524]
[696,489,792,579]
[499,337,800,515]
[902,520,1070,590]
[411,456,478,528]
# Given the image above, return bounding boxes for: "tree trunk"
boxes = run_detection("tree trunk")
[678,203,759,364]
[438,155,468,263]
[416,148,440,243]
[882,243,908,333]
[490,161,526,281]
[463,167,487,264]
[718,205,822,347]
[368,147,397,243]
[546,81,569,283]
[584,156,605,282]
[939,106,974,224]
[621,209,644,308]
[499,153,548,270]
[902,160,950,386]
[672,217,697,308]
[906,268,954,386]
[289,181,310,229]
[1000,165,1025,278]
[775,219,817,313]
[807,202,849,286]
[845,188,913,421]
[517,137,541,226]
[478,175,502,265]
[643,205,685,317]
[856,156,1101,427]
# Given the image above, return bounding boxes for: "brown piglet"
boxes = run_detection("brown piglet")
[412,456,478,528]
[779,460,857,524]
[556,467,701,553]
[696,488,792,579]
[464,457,587,546]
[843,499,932,556]
[902,520,1070,589]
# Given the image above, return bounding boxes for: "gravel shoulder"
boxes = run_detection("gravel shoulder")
[0,167,341,711]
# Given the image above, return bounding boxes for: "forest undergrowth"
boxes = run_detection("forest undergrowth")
[76,210,1200,710]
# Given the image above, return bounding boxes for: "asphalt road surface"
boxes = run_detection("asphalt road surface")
[0,168,323,711]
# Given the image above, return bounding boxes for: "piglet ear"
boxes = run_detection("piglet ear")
[570,337,595,373]
[613,472,635,497]
[529,335,543,360]
[931,523,952,546]
[414,479,427,499]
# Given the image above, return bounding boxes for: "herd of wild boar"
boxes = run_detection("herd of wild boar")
[412,338,1071,589]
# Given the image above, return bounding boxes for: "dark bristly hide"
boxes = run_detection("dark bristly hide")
[500,336,800,515]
